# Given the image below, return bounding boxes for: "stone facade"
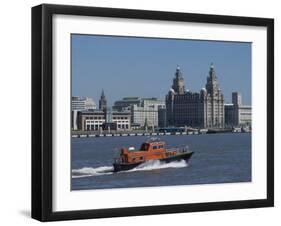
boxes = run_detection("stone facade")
[131,104,159,127]
[113,97,165,127]
[158,105,167,128]
[78,110,131,131]
[72,96,97,111]
[71,96,96,130]
[166,64,224,128]
[225,92,251,126]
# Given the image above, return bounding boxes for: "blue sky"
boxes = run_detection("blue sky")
[72,34,251,106]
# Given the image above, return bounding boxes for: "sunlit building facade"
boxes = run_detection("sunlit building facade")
[166,64,224,128]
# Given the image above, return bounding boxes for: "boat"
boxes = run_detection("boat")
[113,137,194,172]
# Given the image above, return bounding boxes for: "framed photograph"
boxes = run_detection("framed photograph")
[32,4,274,221]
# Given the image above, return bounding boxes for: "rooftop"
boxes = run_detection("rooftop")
[122,97,140,100]
[79,109,131,114]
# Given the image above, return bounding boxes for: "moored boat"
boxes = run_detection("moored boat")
[113,138,193,172]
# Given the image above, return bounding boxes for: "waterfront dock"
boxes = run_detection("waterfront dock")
[71,127,250,138]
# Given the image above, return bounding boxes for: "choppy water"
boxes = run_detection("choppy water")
[71,133,251,190]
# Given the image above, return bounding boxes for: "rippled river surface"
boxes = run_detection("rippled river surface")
[71,133,251,190]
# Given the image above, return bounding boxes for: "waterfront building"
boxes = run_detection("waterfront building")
[158,105,167,128]
[232,92,242,106]
[113,97,142,111]
[71,96,96,130]
[238,105,252,126]
[77,109,131,131]
[113,97,165,127]
[166,64,224,128]
[99,89,107,111]
[224,92,252,127]
[72,96,96,111]
[131,104,158,128]
[142,98,165,110]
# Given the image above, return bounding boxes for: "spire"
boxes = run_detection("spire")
[101,89,105,98]
[99,89,107,111]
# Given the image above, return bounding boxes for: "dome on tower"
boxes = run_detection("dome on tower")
[201,87,207,92]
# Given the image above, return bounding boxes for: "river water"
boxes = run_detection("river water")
[71,133,251,190]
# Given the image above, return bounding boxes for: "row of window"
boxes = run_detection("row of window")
[117,124,129,129]
[152,145,164,149]
[86,122,103,125]
[85,121,130,126]
[85,116,103,120]
[113,117,129,120]
[85,124,130,130]
[86,125,101,130]
[84,116,130,120]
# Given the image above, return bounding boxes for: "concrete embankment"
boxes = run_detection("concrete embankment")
[71,129,249,138]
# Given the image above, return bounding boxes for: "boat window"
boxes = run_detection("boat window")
[152,146,158,149]
[140,156,144,160]
[158,145,164,149]
[140,143,149,151]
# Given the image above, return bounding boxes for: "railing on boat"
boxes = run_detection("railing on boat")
[166,146,190,153]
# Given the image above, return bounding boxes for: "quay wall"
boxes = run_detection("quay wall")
[71,129,250,138]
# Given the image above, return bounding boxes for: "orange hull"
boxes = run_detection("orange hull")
[113,138,193,171]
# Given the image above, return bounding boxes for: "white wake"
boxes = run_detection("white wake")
[72,160,188,178]
[72,166,114,178]
[128,159,188,172]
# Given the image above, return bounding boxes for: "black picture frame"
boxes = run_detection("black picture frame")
[32,3,274,222]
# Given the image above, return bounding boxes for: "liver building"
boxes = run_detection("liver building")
[166,64,224,128]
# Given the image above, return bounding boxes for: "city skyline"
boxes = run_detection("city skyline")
[72,34,251,106]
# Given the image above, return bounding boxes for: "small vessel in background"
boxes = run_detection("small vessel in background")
[113,137,193,172]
